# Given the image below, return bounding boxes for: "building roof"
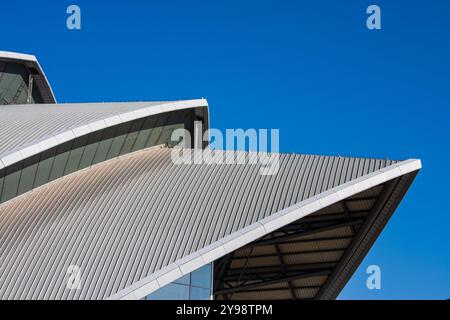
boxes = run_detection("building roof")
[0,51,422,300]
[0,99,208,170]
[0,146,420,300]
[0,51,56,104]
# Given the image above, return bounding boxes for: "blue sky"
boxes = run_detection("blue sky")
[2,0,449,299]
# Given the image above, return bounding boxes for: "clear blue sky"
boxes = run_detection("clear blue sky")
[2,0,449,299]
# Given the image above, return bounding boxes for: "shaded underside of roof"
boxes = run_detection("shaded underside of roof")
[0,147,407,300]
[213,172,417,300]
[0,52,56,104]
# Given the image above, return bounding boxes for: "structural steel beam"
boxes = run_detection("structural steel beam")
[231,247,347,261]
[273,240,296,299]
[247,219,363,247]
[215,270,332,296]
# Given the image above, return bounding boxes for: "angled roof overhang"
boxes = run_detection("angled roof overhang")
[0,146,420,300]
[0,51,56,104]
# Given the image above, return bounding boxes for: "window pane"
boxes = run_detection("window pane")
[146,283,189,300]
[48,151,70,181]
[191,264,212,289]
[34,157,54,188]
[64,146,85,175]
[119,120,143,155]
[174,274,190,286]
[0,61,43,105]
[17,163,38,195]
[190,287,211,300]
[0,176,3,198]
[1,171,21,202]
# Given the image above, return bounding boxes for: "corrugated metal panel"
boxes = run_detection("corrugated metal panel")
[0,101,207,159]
[0,147,400,300]
[0,107,201,205]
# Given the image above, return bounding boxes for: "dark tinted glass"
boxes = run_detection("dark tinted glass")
[0,61,43,105]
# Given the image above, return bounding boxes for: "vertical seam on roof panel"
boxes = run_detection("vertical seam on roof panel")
[236,152,264,230]
[14,170,88,299]
[265,154,294,217]
[212,151,249,239]
[90,152,162,299]
[33,168,97,299]
[304,156,321,200]
[292,155,312,202]
[126,151,185,281]
[3,175,69,298]
[42,160,122,299]
[56,156,136,299]
[269,154,296,214]
[141,150,199,273]
[325,157,337,191]
[111,150,171,295]
[99,150,168,298]
[202,151,248,246]
[226,152,263,235]
[316,156,331,195]
[175,151,230,257]
[285,155,307,210]
[78,152,156,299]
[146,152,198,272]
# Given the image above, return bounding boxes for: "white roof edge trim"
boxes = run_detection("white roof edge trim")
[34,59,57,103]
[107,158,421,300]
[0,50,37,62]
[0,99,208,171]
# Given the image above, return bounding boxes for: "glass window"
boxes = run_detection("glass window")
[0,61,43,105]
[17,163,38,195]
[190,287,211,301]
[1,171,21,202]
[90,127,116,165]
[191,264,212,289]
[143,263,213,300]
[48,151,71,181]
[146,283,190,300]
[0,176,3,198]
[174,274,190,286]
[33,156,54,188]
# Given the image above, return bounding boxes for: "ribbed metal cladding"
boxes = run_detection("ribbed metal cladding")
[0,147,397,300]
[0,102,167,157]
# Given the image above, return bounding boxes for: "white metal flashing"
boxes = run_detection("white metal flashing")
[0,51,37,62]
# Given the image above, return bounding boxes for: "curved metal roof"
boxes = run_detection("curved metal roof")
[0,147,420,300]
[0,99,208,169]
[0,51,56,104]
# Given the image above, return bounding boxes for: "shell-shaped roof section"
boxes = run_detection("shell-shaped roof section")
[0,99,209,167]
[0,147,420,300]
